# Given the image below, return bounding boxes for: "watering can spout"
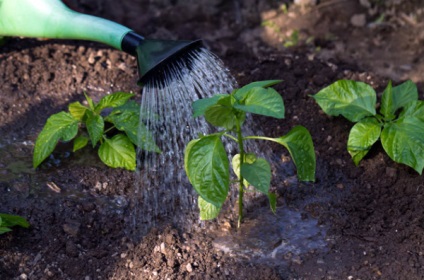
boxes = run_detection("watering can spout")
[0,0,203,86]
[122,32,202,86]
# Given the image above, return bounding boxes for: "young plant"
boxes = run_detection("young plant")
[0,213,30,234]
[312,79,424,173]
[184,80,316,227]
[33,92,159,171]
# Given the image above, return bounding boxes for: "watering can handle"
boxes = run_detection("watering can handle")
[0,0,138,51]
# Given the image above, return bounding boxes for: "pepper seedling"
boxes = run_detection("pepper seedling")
[312,79,424,173]
[33,91,160,171]
[185,80,316,227]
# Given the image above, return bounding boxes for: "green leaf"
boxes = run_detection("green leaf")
[240,158,271,194]
[73,135,89,152]
[84,92,95,110]
[0,213,30,228]
[262,126,315,181]
[86,111,104,147]
[234,80,282,99]
[398,100,424,122]
[106,109,138,144]
[138,124,161,153]
[0,227,12,234]
[33,112,79,168]
[347,117,382,165]
[192,94,228,118]
[198,196,222,220]
[231,153,256,187]
[68,101,88,120]
[110,100,160,127]
[311,80,376,122]
[107,107,160,153]
[233,87,285,118]
[184,135,229,207]
[109,100,140,115]
[381,117,424,174]
[204,96,240,130]
[98,134,136,171]
[95,92,135,113]
[380,81,394,120]
[268,193,277,214]
[380,80,418,120]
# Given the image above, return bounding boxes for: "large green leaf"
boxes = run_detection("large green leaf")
[251,126,315,181]
[0,213,30,228]
[192,94,228,118]
[111,100,141,115]
[398,100,424,122]
[380,80,418,121]
[312,80,376,122]
[95,92,135,113]
[198,196,222,220]
[231,153,256,187]
[86,111,104,147]
[234,80,282,99]
[233,87,285,119]
[184,135,229,207]
[107,108,160,153]
[347,117,382,165]
[204,96,240,130]
[240,158,271,194]
[381,117,424,174]
[33,112,79,168]
[98,134,136,171]
[68,101,88,121]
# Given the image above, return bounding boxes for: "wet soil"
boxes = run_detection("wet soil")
[2,1,424,279]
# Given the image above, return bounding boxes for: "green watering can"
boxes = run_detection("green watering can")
[0,0,202,85]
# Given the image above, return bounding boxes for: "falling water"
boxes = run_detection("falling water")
[130,48,237,237]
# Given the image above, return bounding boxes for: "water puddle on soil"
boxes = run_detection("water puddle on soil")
[212,207,328,265]
[0,140,36,183]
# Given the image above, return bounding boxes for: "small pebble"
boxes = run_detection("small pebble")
[351,14,366,27]
[186,263,193,272]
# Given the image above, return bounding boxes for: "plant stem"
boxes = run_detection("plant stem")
[223,133,238,142]
[235,119,245,228]
[103,126,116,134]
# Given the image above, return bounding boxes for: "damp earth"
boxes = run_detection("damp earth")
[2,1,424,279]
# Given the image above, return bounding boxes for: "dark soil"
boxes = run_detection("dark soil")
[2,1,424,279]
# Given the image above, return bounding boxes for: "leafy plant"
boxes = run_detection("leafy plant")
[184,80,316,227]
[33,92,160,171]
[312,79,424,173]
[0,213,30,234]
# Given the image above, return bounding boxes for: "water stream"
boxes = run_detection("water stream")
[131,48,237,236]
